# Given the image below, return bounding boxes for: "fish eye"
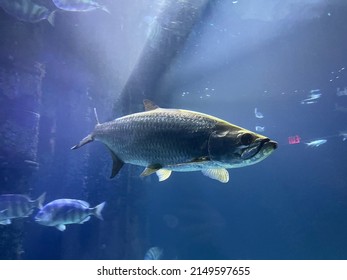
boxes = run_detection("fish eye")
[240,133,253,146]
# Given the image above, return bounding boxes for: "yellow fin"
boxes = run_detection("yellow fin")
[156,169,172,182]
[140,164,162,177]
[201,168,229,183]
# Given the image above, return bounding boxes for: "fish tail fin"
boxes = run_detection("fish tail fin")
[71,134,94,150]
[34,192,46,209]
[47,11,56,26]
[92,202,106,220]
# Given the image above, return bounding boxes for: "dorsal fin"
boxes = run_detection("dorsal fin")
[143,99,159,111]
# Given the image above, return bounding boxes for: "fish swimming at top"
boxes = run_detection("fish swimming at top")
[72,100,278,183]
[305,139,327,147]
[339,132,347,141]
[300,90,322,104]
[336,87,347,97]
[35,198,106,231]
[0,193,46,225]
[255,126,265,132]
[51,0,109,13]
[254,108,264,118]
[0,0,56,25]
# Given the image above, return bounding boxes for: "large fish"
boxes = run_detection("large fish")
[35,199,106,231]
[0,193,46,225]
[72,100,277,183]
[0,0,56,25]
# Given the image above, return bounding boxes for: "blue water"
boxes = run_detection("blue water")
[1,0,347,260]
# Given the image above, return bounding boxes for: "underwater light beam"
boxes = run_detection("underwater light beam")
[114,0,211,115]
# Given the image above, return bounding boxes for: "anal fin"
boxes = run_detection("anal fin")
[202,168,229,183]
[140,164,162,177]
[56,224,66,231]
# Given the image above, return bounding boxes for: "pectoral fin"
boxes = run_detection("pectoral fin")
[107,148,124,178]
[156,169,172,182]
[0,219,11,225]
[202,168,229,183]
[79,216,91,224]
[140,164,162,177]
[56,224,66,231]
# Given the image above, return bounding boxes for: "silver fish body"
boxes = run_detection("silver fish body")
[51,0,109,13]
[72,100,277,183]
[34,199,105,231]
[305,139,327,147]
[0,193,46,225]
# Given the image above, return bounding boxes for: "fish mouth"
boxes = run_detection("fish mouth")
[241,138,277,160]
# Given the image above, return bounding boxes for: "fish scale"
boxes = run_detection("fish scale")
[97,110,216,166]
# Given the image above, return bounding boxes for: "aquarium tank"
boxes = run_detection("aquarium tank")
[0,0,347,260]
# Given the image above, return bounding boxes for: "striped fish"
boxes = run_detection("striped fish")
[144,247,164,260]
[34,199,106,231]
[51,0,109,13]
[72,100,277,183]
[0,193,46,225]
[0,0,56,25]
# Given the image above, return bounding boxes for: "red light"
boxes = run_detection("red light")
[288,135,301,144]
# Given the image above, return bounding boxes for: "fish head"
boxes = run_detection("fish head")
[34,210,52,225]
[208,124,277,168]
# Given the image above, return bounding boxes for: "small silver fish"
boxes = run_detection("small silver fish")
[336,87,347,97]
[144,247,164,260]
[0,0,56,25]
[35,199,105,231]
[51,0,109,13]
[254,108,264,118]
[305,139,327,147]
[339,132,347,141]
[0,193,46,225]
[301,100,317,105]
[255,126,265,132]
[300,90,322,104]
